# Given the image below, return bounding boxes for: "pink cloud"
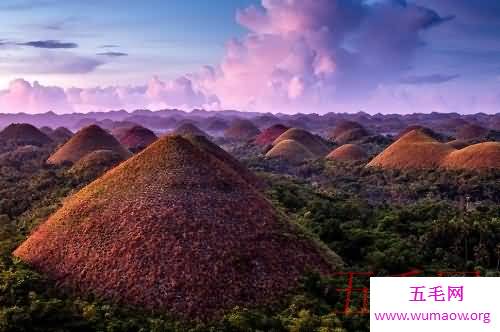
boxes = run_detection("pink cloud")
[0,79,72,113]
[195,0,451,113]
[0,1,462,114]
[0,76,218,113]
[146,76,218,109]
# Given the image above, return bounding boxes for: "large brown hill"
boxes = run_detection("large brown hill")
[441,142,500,170]
[14,135,339,320]
[367,130,455,169]
[273,128,329,157]
[47,125,131,165]
[0,123,52,146]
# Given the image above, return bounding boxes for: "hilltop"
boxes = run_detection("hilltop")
[47,125,131,165]
[50,127,73,144]
[266,139,315,164]
[173,123,209,137]
[254,124,289,146]
[329,121,369,145]
[112,125,158,152]
[184,135,262,188]
[367,129,455,169]
[395,125,443,141]
[0,123,52,146]
[441,142,500,170]
[273,128,330,157]
[326,144,367,162]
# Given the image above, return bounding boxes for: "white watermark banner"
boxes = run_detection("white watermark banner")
[371,277,499,331]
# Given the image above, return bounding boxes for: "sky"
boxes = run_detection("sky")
[0,0,499,114]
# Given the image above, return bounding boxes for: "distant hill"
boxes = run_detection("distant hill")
[252,114,281,128]
[456,123,490,140]
[266,139,315,164]
[0,123,53,146]
[273,128,329,157]
[395,125,444,141]
[224,119,261,140]
[47,125,131,165]
[1,110,499,137]
[50,127,73,144]
[441,142,500,170]
[367,129,455,169]
[173,123,209,137]
[205,117,230,132]
[112,125,158,152]
[329,120,370,145]
[254,124,289,146]
[123,115,177,130]
[326,144,367,162]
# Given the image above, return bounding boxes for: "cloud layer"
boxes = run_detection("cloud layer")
[0,79,72,113]
[195,0,452,113]
[0,77,218,113]
[96,52,128,57]
[18,40,78,49]
[400,74,460,85]
[1,0,498,114]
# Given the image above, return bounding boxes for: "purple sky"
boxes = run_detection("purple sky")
[0,0,499,114]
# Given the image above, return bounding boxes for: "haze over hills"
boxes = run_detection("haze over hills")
[3,110,497,140]
[173,123,209,138]
[224,119,261,141]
